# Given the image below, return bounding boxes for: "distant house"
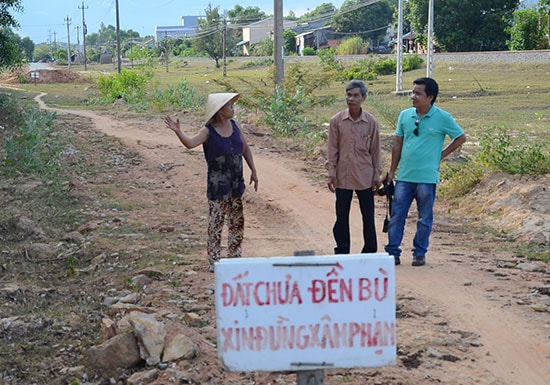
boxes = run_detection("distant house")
[291,18,339,55]
[155,16,203,42]
[240,17,298,56]
[100,51,112,64]
[295,25,334,55]
[390,31,419,53]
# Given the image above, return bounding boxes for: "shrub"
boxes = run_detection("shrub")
[439,157,484,199]
[302,47,316,56]
[478,126,549,175]
[17,74,29,84]
[402,54,424,71]
[215,63,334,138]
[251,39,274,56]
[0,93,25,129]
[95,69,150,106]
[341,66,377,81]
[151,78,204,112]
[260,85,309,136]
[372,58,396,75]
[2,107,66,185]
[317,48,342,72]
[336,37,369,55]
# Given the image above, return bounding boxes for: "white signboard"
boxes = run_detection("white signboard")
[215,253,396,372]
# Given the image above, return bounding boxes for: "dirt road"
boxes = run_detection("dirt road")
[35,93,550,385]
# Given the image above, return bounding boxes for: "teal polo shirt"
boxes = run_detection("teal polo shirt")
[395,105,464,184]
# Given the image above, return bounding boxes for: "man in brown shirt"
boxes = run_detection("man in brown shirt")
[327,80,382,254]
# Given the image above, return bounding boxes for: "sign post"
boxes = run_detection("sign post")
[215,253,396,376]
[30,71,39,85]
[293,251,324,385]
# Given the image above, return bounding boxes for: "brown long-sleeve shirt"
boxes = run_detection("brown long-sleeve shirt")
[327,108,382,190]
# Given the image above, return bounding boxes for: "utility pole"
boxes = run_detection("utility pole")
[164,31,169,73]
[79,1,88,70]
[48,30,53,58]
[222,18,227,77]
[273,0,284,87]
[75,25,80,62]
[65,16,71,70]
[426,0,434,78]
[395,0,405,94]
[115,0,122,74]
[53,31,57,58]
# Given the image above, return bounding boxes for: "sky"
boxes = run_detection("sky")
[15,0,346,44]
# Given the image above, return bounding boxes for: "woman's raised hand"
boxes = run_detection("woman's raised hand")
[164,115,180,132]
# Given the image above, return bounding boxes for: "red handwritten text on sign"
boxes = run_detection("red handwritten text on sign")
[221,269,389,307]
[220,319,395,353]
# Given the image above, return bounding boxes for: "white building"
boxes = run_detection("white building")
[240,17,298,56]
[155,16,203,42]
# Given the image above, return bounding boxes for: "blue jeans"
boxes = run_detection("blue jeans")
[333,188,377,254]
[384,181,436,259]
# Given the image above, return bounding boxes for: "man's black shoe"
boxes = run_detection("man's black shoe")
[394,257,401,266]
[412,255,425,266]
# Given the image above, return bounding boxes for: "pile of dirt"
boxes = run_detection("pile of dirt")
[455,173,549,245]
[2,68,84,84]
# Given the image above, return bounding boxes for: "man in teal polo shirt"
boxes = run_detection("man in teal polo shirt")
[384,77,466,266]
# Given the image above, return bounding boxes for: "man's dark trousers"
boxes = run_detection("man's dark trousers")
[333,188,377,254]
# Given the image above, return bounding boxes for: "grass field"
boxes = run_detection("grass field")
[11,56,550,149]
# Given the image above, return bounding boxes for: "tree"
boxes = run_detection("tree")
[408,0,520,52]
[331,0,394,45]
[0,0,23,69]
[33,43,52,62]
[507,8,545,49]
[250,38,274,56]
[19,35,34,61]
[86,24,143,58]
[537,0,550,47]
[192,5,238,67]
[226,5,266,54]
[300,3,337,21]
[286,10,298,21]
[283,29,297,55]
[227,5,266,25]
[1,28,33,62]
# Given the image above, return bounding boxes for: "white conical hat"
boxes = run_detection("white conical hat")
[205,93,239,125]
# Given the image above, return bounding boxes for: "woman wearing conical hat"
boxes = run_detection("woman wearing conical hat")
[164,93,258,271]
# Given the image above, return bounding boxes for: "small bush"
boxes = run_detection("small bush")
[336,37,369,55]
[439,158,484,199]
[17,74,29,84]
[317,48,343,72]
[372,58,396,75]
[260,85,309,136]
[95,69,151,107]
[0,93,25,128]
[151,78,204,112]
[341,66,378,81]
[251,39,274,56]
[478,126,549,175]
[302,47,316,56]
[402,54,424,71]
[2,107,66,186]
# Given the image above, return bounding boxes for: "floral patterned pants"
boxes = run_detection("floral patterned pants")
[207,197,244,267]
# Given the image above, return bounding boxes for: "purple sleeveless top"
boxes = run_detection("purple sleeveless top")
[203,120,245,200]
